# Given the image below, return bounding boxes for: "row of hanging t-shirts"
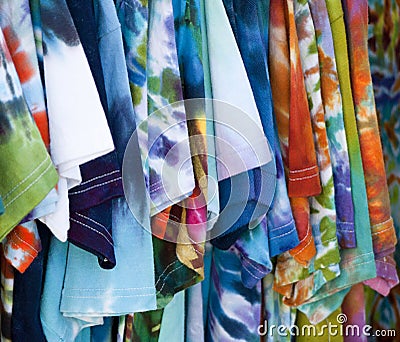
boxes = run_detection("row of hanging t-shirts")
[0,0,398,341]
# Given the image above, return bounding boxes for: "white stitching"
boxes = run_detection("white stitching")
[64,293,155,299]
[269,226,297,240]
[5,162,53,208]
[155,260,179,286]
[70,218,114,247]
[4,155,50,199]
[9,229,40,253]
[289,173,319,182]
[74,213,113,240]
[289,165,318,174]
[7,239,36,260]
[65,287,155,291]
[269,219,295,232]
[78,170,120,186]
[69,177,122,195]
[156,264,185,294]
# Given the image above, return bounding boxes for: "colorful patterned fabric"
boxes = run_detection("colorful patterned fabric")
[262,273,296,342]
[341,283,368,342]
[0,26,58,238]
[258,0,299,258]
[277,0,341,307]
[296,0,377,324]
[0,249,13,342]
[206,247,262,342]
[308,0,356,249]
[342,0,398,296]
[368,0,400,252]
[117,0,195,217]
[364,0,400,335]
[294,0,339,282]
[172,0,207,279]
[285,0,321,199]
[3,220,41,273]
[12,221,50,342]
[221,0,298,258]
[269,0,316,268]
[0,0,57,274]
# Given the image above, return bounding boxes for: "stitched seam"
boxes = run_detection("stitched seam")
[294,225,311,245]
[10,229,40,253]
[241,261,264,280]
[291,234,313,257]
[5,162,53,208]
[66,287,155,291]
[7,239,36,260]
[69,177,122,195]
[269,226,297,240]
[156,264,185,294]
[269,219,295,232]
[372,225,394,236]
[74,213,112,240]
[78,170,120,186]
[149,179,164,190]
[4,155,49,199]
[371,217,393,229]
[70,218,114,247]
[289,165,317,174]
[289,173,319,181]
[155,260,179,286]
[241,257,268,274]
[63,294,155,299]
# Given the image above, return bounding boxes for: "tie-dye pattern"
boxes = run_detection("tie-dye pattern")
[3,220,41,273]
[286,0,321,199]
[260,0,299,258]
[262,273,297,342]
[172,0,207,279]
[206,247,262,342]
[342,0,398,296]
[296,0,377,324]
[341,283,368,342]
[223,0,298,259]
[308,0,356,249]
[0,0,57,273]
[269,0,316,267]
[363,0,400,334]
[117,0,194,216]
[368,0,400,250]
[0,27,58,238]
[0,250,13,342]
[278,0,340,307]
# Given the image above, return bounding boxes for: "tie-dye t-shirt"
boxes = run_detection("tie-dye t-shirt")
[269,0,316,270]
[0,0,57,272]
[276,0,341,308]
[117,0,195,216]
[342,0,398,296]
[308,0,356,249]
[295,0,377,324]
[0,27,58,238]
